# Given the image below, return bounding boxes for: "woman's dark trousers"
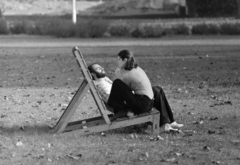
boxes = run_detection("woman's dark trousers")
[108,79,153,115]
[152,86,175,126]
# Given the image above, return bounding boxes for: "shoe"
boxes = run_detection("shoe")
[127,111,134,117]
[163,123,178,132]
[170,121,184,128]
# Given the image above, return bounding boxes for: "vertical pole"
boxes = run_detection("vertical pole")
[72,0,77,24]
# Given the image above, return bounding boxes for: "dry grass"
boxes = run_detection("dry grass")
[0,37,240,164]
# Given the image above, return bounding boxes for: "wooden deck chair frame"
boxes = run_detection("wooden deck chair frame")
[51,47,160,135]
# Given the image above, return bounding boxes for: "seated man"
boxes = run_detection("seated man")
[88,63,183,132]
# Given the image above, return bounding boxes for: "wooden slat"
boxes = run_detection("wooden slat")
[72,47,111,124]
[152,113,160,135]
[67,114,114,127]
[64,115,154,134]
[51,79,90,133]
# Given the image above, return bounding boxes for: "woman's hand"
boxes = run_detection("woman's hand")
[114,67,122,80]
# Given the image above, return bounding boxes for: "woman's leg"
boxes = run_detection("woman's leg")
[108,79,152,114]
[152,86,175,126]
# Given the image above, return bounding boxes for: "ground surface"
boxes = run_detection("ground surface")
[0,35,240,165]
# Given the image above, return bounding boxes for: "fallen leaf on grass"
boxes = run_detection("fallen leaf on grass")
[208,130,215,134]
[149,135,164,141]
[187,112,194,115]
[36,154,44,159]
[231,140,240,145]
[106,160,116,165]
[48,143,52,148]
[0,143,6,149]
[193,120,203,125]
[176,152,182,156]
[60,107,66,111]
[32,104,39,108]
[203,146,211,151]
[67,153,82,160]
[101,132,106,136]
[37,101,42,105]
[145,152,149,158]
[209,100,232,107]
[209,117,218,121]
[16,140,23,146]
[183,130,196,137]
[1,113,7,118]
[218,129,226,135]
[22,152,31,157]
[166,158,176,162]
[157,135,164,140]
[139,152,149,161]
[198,81,205,89]
[130,133,138,139]
[161,158,177,163]
[212,160,221,164]
[211,95,217,99]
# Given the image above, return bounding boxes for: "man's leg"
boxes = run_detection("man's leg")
[152,86,175,126]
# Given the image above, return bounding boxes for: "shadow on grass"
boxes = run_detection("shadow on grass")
[103,123,152,135]
[0,124,52,135]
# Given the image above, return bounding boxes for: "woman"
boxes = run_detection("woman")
[111,49,183,131]
[107,49,154,116]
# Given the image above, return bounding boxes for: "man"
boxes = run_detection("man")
[88,63,183,132]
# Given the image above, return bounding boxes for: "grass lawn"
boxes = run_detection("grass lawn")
[0,36,240,165]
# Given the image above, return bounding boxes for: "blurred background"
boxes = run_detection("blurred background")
[0,0,240,38]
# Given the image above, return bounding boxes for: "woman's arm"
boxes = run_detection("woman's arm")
[114,67,122,80]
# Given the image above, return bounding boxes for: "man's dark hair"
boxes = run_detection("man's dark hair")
[88,63,97,80]
[88,63,97,74]
[118,49,138,70]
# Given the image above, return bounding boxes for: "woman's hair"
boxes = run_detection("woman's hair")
[118,49,138,70]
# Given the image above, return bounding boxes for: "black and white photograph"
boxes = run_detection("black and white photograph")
[0,0,240,164]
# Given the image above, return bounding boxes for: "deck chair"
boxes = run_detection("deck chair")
[51,47,160,135]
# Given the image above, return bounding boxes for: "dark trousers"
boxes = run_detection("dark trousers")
[152,86,175,126]
[108,79,153,115]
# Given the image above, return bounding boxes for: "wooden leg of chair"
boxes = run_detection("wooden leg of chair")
[152,113,160,135]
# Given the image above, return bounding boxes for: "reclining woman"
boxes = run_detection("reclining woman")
[88,49,183,132]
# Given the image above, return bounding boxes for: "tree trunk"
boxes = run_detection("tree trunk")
[237,0,240,18]
[186,0,197,17]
